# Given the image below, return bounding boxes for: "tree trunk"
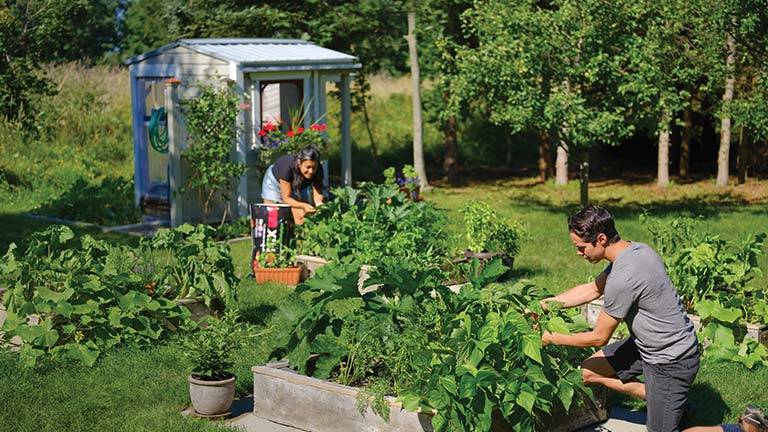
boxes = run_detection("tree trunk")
[538,130,553,182]
[737,126,749,184]
[556,141,568,186]
[657,112,670,187]
[443,112,459,184]
[579,151,589,206]
[407,8,430,190]
[716,32,736,187]
[680,104,692,178]
[361,99,380,171]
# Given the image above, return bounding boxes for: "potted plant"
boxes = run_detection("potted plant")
[183,311,244,417]
[253,245,302,286]
[459,200,523,269]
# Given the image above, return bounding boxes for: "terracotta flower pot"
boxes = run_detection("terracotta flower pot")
[188,374,236,416]
[254,267,302,285]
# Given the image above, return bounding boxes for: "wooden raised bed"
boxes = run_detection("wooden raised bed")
[582,298,768,345]
[252,363,608,432]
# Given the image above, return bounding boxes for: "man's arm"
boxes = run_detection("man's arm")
[540,271,608,311]
[542,310,620,348]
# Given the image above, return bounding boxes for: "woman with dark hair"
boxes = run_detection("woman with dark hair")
[261,145,325,225]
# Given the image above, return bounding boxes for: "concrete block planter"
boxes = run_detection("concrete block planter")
[252,363,434,432]
[582,298,768,345]
[295,254,330,279]
[252,363,608,432]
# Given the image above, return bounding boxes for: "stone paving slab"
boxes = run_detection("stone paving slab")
[575,407,647,432]
[225,397,647,432]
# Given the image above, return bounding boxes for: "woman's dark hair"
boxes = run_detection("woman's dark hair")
[568,204,621,245]
[291,145,321,193]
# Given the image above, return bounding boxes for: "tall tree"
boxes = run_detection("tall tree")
[406,5,429,189]
[455,0,635,204]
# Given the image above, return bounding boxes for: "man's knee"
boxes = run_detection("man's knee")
[580,352,614,385]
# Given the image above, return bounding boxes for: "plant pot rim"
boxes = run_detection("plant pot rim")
[188,373,236,386]
[255,266,301,271]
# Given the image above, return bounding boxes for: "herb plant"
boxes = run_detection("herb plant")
[183,311,249,380]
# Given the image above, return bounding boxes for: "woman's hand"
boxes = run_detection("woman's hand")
[303,203,316,213]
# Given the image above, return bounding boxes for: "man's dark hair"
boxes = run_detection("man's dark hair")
[568,204,621,245]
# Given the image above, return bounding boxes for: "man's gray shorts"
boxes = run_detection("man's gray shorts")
[603,337,700,432]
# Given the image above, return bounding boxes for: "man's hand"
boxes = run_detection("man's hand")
[541,331,554,346]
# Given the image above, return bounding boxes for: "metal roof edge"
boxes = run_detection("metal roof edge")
[241,63,362,73]
[123,40,182,65]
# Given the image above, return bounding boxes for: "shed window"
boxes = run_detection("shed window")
[260,80,303,132]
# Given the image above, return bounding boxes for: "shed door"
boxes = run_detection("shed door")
[138,78,171,209]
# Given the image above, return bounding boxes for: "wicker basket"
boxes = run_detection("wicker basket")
[254,267,302,285]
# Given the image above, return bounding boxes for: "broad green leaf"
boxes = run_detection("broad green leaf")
[398,393,421,412]
[557,382,575,412]
[516,388,536,414]
[522,334,543,364]
[546,316,571,334]
[36,287,74,302]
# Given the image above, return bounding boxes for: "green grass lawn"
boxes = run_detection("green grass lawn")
[1,178,766,431]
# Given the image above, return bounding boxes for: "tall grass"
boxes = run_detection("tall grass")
[0,64,135,223]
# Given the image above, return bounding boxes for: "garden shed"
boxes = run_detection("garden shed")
[124,38,361,226]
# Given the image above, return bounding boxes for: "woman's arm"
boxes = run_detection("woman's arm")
[279,180,314,211]
[312,184,324,206]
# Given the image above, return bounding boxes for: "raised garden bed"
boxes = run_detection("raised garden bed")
[581,298,768,345]
[252,362,609,432]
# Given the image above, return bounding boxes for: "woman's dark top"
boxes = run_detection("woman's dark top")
[271,154,324,193]
[721,424,741,432]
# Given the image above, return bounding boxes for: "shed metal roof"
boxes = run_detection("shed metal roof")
[124,39,361,70]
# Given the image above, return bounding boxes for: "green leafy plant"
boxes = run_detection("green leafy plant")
[695,300,768,369]
[295,182,449,267]
[182,311,250,380]
[461,200,524,257]
[149,223,240,308]
[265,257,594,431]
[181,83,247,226]
[0,226,191,367]
[642,214,766,321]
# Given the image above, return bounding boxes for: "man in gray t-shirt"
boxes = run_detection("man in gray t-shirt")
[539,205,700,432]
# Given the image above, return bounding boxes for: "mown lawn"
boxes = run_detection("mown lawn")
[1,177,766,431]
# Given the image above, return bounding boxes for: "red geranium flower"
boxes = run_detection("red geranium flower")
[263,122,277,132]
[258,129,267,136]
[310,123,327,132]
[287,130,295,138]
[297,127,304,134]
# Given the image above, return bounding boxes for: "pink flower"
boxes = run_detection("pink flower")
[239,102,251,110]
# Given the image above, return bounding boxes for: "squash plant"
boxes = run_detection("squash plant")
[149,223,239,308]
[0,226,190,367]
[266,257,594,431]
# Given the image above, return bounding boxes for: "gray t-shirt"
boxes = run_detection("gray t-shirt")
[603,242,698,364]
